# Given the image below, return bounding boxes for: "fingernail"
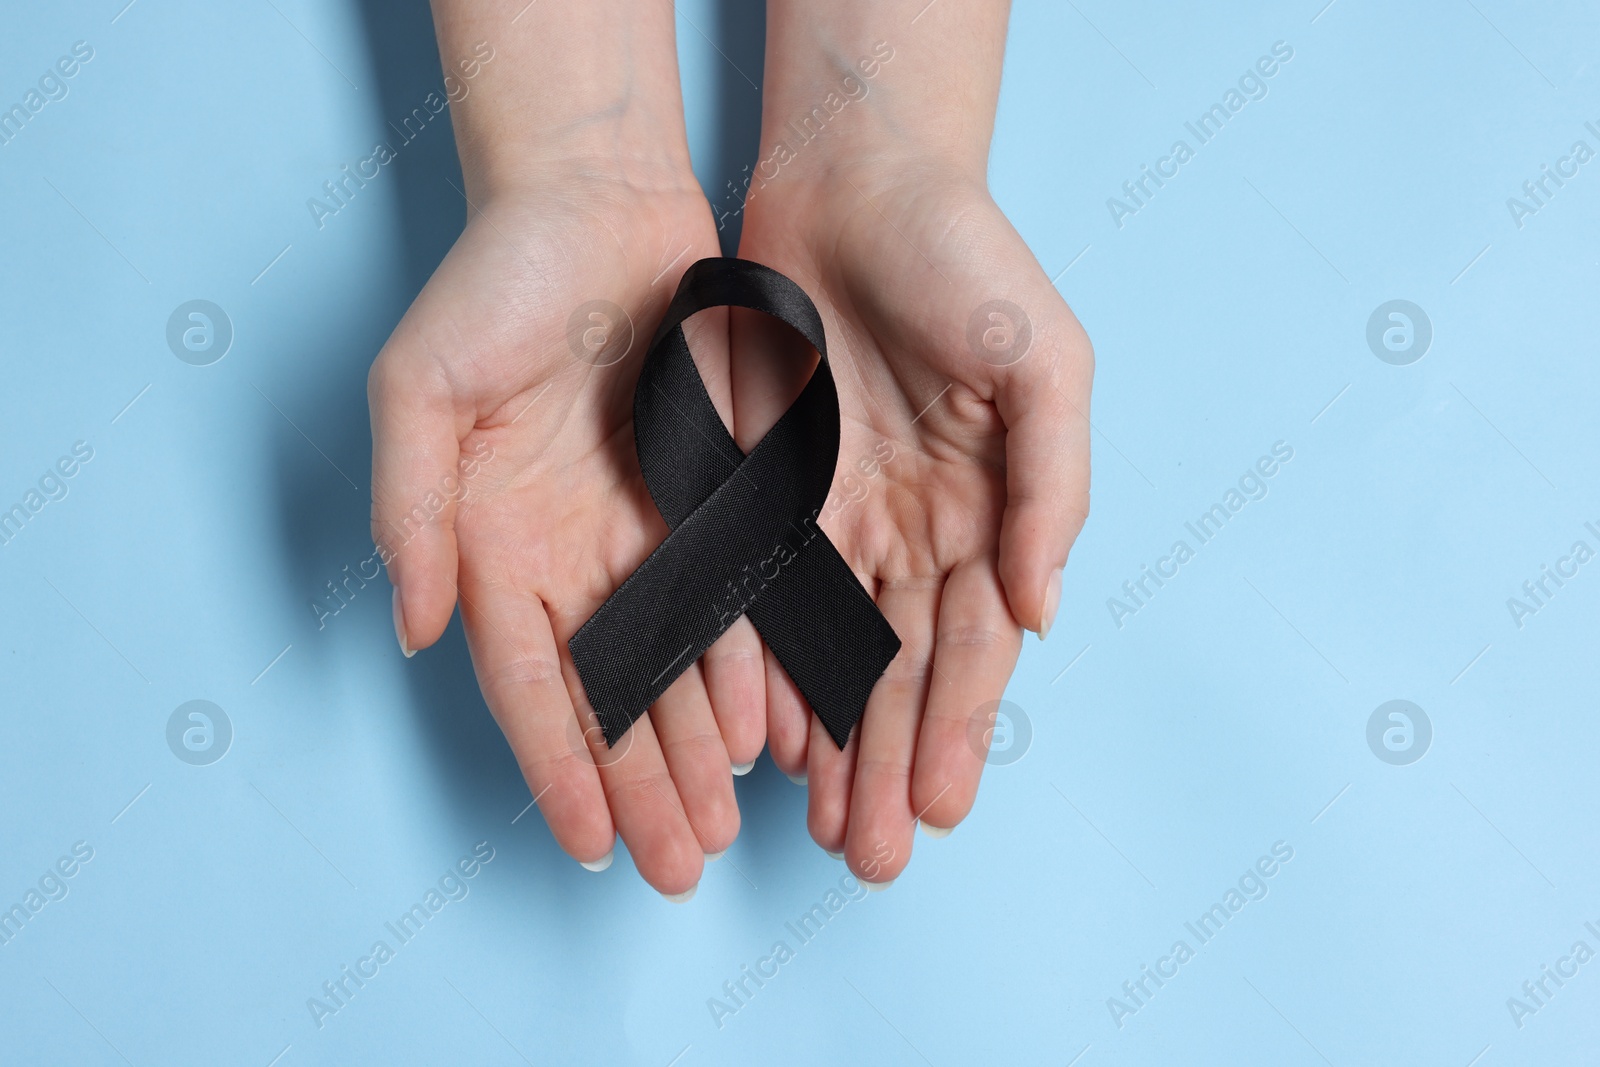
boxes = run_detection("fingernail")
[1038,569,1063,641]
[579,848,614,872]
[732,761,755,776]
[919,819,954,839]
[662,884,698,903]
[786,772,808,786]
[392,586,414,658]
[824,850,844,860]
[864,878,895,893]
[705,849,726,862]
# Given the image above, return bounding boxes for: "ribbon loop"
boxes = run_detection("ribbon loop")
[568,258,901,749]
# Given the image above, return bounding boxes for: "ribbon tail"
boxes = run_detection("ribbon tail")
[747,535,901,749]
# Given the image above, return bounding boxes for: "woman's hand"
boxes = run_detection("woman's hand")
[734,158,1093,885]
[371,0,766,897]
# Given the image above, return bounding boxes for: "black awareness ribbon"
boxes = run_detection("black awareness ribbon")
[568,258,901,749]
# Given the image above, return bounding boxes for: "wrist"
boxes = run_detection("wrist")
[430,0,698,203]
[751,2,1008,195]
[744,151,987,243]
[743,89,992,220]
[456,121,699,208]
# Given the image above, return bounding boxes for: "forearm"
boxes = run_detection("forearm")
[429,0,696,198]
[757,0,1011,183]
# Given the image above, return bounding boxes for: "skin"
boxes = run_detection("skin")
[373,0,1092,894]
[735,1,1093,884]
[371,0,762,897]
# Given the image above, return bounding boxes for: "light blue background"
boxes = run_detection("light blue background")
[2,1,1597,1063]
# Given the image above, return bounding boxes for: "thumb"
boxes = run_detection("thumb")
[993,308,1093,638]
[368,336,466,656]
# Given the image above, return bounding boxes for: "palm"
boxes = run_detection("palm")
[369,182,757,895]
[735,171,1093,881]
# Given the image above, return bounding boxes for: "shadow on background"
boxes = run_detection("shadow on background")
[354,0,466,294]
[258,0,466,726]
[694,0,814,858]
[706,0,766,255]
[337,0,510,819]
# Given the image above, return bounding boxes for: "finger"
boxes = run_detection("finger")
[993,305,1094,637]
[912,557,1022,832]
[763,646,812,780]
[368,320,468,653]
[806,710,858,856]
[844,578,942,886]
[728,301,825,783]
[683,305,735,431]
[456,576,614,867]
[649,664,741,856]
[700,616,767,769]
[590,707,707,898]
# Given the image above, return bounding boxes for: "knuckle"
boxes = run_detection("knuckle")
[663,729,728,771]
[937,624,1010,651]
[612,771,678,814]
[854,756,914,789]
[703,637,762,670]
[1063,496,1090,541]
[519,746,588,790]
[483,654,564,694]
[367,353,404,410]
[882,649,933,687]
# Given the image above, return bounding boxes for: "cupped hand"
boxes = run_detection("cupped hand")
[368,170,768,896]
[733,162,1094,884]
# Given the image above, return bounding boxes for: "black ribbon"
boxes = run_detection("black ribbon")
[568,258,901,749]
